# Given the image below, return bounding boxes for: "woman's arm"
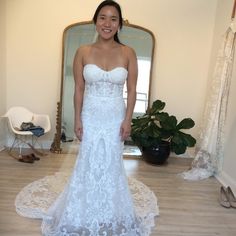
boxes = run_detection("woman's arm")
[120,46,138,141]
[73,47,85,141]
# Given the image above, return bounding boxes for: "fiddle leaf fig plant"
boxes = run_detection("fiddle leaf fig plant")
[131,99,196,155]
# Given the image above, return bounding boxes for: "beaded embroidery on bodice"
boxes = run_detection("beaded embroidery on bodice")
[81,64,128,128]
[83,64,127,98]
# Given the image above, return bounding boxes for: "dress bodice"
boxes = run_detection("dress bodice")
[83,64,128,98]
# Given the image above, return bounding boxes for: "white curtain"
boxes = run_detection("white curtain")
[181,21,236,181]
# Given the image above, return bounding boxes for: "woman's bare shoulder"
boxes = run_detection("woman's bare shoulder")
[122,45,137,58]
[76,44,93,54]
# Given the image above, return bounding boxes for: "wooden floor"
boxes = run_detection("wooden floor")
[0,148,236,236]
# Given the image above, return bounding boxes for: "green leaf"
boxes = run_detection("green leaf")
[160,115,177,130]
[152,100,165,111]
[171,143,187,155]
[178,132,196,147]
[132,117,150,128]
[158,128,172,139]
[156,112,169,122]
[152,128,161,138]
[171,133,184,145]
[177,118,195,130]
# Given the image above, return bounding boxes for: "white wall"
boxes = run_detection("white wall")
[211,1,236,190]
[0,0,7,150]
[222,58,236,190]
[4,0,218,143]
[121,0,218,133]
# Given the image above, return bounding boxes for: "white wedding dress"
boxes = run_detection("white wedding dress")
[15,64,159,236]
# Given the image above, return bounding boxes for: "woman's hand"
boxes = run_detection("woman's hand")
[74,119,83,141]
[120,120,131,141]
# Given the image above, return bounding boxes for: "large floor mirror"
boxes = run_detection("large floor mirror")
[50,20,155,153]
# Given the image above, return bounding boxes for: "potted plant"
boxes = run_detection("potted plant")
[131,99,196,165]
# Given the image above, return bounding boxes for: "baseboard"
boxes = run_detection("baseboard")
[0,117,7,151]
[39,140,52,150]
[4,139,53,151]
[215,170,236,193]
[171,147,196,158]
[0,141,6,152]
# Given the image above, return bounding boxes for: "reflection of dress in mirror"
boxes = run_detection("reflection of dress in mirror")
[15,1,158,235]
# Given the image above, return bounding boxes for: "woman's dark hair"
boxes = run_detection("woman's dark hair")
[93,0,123,44]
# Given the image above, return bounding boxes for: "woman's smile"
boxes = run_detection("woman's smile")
[96,6,120,39]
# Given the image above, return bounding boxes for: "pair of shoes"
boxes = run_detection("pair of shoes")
[18,153,40,163]
[219,186,236,208]
[18,155,34,164]
[30,153,40,161]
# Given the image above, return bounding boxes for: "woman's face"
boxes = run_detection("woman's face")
[96,6,120,40]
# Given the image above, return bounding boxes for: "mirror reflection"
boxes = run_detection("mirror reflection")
[56,20,155,147]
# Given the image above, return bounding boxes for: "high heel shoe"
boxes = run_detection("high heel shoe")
[219,186,230,208]
[227,186,236,208]
[30,153,40,161]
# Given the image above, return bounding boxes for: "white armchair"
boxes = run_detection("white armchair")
[3,106,51,157]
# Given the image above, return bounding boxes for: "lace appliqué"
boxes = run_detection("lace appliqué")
[15,64,159,235]
[181,27,235,180]
[15,172,158,236]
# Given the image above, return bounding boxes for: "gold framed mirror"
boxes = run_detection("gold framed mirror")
[50,20,155,153]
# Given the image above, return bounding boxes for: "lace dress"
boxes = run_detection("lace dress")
[15,64,159,236]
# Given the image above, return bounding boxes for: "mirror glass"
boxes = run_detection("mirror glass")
[57,21,155,147]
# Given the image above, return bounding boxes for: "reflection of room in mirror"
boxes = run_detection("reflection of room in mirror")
[62,25,97,141]
[61,140,142,157]
[120,25,152,116]
[123,145,142,156]
[123,59,151,115]
[53,21,155,153]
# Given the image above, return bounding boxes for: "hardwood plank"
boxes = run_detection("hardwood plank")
[0,149,235,236]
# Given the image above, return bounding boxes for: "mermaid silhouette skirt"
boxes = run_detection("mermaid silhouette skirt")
[15,65,159,235]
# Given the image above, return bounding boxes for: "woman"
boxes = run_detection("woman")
[74,0,137,144]
[15,1,158,235]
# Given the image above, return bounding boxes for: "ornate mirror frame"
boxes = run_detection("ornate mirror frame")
[50,20,155,153]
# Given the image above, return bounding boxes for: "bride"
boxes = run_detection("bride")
[15,1,159,235]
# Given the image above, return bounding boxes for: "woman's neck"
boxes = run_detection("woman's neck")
[95,36,118,49]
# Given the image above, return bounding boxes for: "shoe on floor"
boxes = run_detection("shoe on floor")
[227,186,236,208]
[18,155,34,164]
[30,153,40,161]
[219,186,230,208]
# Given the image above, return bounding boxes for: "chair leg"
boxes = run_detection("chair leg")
[27,136,47,156]
[8,135,23,158]
[7,133,47,157]
[9,136,17,154]
[8,134,32,157]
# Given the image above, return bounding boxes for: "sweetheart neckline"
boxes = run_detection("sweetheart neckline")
[84,64,128,73]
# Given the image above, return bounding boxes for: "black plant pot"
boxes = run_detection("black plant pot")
[142,141,170,165]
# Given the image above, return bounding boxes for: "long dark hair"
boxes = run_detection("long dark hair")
[93,0,123,44]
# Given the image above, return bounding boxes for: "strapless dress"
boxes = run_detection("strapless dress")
[15,64,159,236]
